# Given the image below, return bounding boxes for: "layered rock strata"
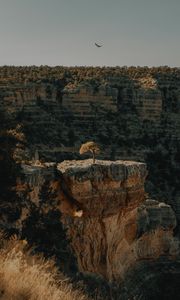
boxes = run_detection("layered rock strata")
[57,160,179,281]
[4,157,179,298]
[0,67,180,211]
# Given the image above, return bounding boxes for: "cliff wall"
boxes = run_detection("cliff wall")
[0,66,179,226]
[1,66,180,298]
[57,160,179,282]
[0,67,180,231]
[5,159,179,299]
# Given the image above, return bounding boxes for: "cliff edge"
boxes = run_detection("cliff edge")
[56,160,179,281]
[1,158,180,298]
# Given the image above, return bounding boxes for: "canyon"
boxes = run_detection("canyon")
[0,66,180,203]
[0,66,180,299]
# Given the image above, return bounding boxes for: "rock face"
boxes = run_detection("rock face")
[0,66,179,210]
[12,159,179,284]
[57,160,179,281]
[1,157,180,298]
[58,159,147,218]
[0,66,180,297]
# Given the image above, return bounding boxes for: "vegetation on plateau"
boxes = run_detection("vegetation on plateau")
[79,141,100,163]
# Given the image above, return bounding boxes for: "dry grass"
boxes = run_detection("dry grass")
[0,233,89,300]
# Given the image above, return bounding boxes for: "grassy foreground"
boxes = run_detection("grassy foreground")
[0,233,89,300]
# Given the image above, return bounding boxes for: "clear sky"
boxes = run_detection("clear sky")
[0,0,179,67]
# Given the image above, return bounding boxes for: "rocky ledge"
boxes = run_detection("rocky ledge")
[56,160,179,281]
[57,159,147,217]
[18,159,179,283]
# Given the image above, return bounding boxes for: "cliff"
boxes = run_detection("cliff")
[6,159,179,295]
[57,160,179,282]
[0,151,180,298]
[0,66,179,210]
[1,66,180,298]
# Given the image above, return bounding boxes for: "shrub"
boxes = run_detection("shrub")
[79,141,100,163]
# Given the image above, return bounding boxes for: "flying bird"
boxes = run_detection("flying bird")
[95,43,103,48]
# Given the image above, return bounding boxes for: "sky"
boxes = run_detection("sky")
[0,0,180,67]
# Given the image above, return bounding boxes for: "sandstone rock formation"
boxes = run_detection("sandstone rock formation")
[0,66,180,298]
[57,160,179,282]
[0,66,179,210]
[1,154,180,298]
[10,159,179,284]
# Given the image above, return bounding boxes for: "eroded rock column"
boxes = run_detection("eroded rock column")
[57,160,178,280]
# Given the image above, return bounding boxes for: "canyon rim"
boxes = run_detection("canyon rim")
[0,66,180,299]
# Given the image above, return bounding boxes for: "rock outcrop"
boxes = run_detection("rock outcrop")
[0,66,180,209]
[57,160,179,281]
[1,156,180,298]
[11,159,179,284]
[1,65,180,298]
